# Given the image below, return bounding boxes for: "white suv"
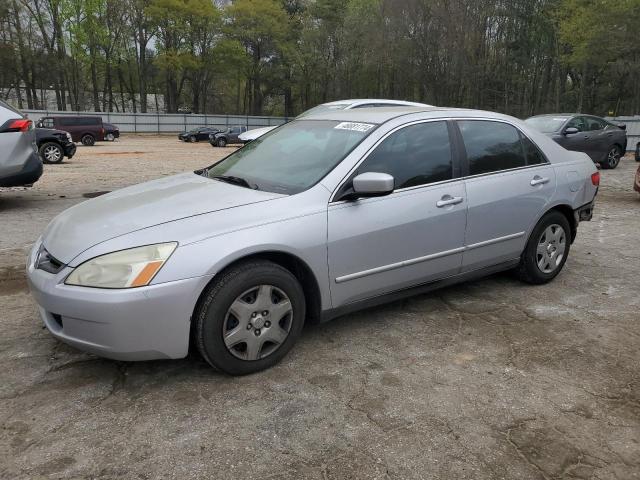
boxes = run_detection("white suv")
[0,100,42,187]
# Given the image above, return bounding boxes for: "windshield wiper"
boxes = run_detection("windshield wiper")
[210,174,257,190]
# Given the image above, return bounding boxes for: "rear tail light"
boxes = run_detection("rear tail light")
[0,118,32,133]
[591,172,600,186]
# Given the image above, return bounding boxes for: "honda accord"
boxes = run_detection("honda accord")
[28,107,599,375]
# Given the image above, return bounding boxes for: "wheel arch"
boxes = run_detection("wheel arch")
[542,204,577,243]
[190,250,323,348]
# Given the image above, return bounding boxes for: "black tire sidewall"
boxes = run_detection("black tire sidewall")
[190,136,196,143]
[521,211,571,284]
[604,146,621,169]
[196,262,306,375]
[39,142,63,163]
[82,134,95,146]
[217,138,226,147]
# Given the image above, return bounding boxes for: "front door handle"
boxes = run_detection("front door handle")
[530,176,550,186]
[436,195,464,208]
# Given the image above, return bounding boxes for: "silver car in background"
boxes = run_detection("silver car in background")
[0,100,42,187]
[238,98,433,143]
[27,107,599,375]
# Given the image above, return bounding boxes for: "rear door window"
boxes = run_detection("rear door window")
[355,121,453,189]
[458,120,527,175]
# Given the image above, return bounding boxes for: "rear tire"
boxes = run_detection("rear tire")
[601,145,621,169]
[39,142,64,164]
[516,211,571,285]
[81,134,96,146]
[195,261,306,375]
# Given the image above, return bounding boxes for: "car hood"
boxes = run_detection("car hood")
[42,172,284,264]
[36,127,67,138]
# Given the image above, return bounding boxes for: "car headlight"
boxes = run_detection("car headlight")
[65,242,177,288]
[66,132,72,142]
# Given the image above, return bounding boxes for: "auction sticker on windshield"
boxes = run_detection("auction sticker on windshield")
[334,122,375,133]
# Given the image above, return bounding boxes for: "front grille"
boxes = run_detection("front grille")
[36,246,66,274]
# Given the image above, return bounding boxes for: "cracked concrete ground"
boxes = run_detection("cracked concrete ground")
[0,136,639,479]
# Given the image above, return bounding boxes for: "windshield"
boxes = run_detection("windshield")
[297,103,352,118]
[525,116,569,133]
[204,119,375,194]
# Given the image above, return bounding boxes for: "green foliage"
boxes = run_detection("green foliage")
[2,0,640,115]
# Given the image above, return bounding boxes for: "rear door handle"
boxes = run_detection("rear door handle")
[530,176,550,186]
[436,195,463,208]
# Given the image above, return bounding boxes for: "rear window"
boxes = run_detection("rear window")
[0,100,24,117]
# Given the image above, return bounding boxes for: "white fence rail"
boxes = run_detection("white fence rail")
[609,116,640,152]
[23,110,288,134]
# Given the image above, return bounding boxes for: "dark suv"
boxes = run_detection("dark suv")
[35,127,77,163]
[209,126,249,147]
[36,116,105,146]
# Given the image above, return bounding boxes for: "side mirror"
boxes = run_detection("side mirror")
[36,121,43,128]
[351,172,394,198]
[617,123,626,131]
[564,127,579,135]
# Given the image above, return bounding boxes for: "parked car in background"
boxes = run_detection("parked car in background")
[35,126,76,164]
[525,114,627,169]
[36,116,105,146]
[238,99,434,143]
[28,107,598,375]
[0,100,42,187]
[238,126,278,144]
[178,127,220,143]
[635,142,639,162]
[209,126,249,147]
[103,122,120,141]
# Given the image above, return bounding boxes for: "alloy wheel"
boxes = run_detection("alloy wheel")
[43,145,62,163]
[606,147,621,168]
[222,285,293,361]
[536,224,566,274]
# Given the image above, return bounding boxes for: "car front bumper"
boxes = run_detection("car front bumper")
[63,142,76,158]
[26,244,212,361]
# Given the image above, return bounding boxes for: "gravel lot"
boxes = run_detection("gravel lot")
[1,136,639,479]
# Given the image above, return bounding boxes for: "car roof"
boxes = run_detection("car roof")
[297,106,515,124]
[527,113,607,119]
[323,99,431,108]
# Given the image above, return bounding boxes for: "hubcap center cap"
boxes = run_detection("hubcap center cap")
[253,315,267,329]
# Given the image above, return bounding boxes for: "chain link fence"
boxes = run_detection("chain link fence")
[23,110,288,134]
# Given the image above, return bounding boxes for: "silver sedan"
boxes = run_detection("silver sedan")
[27,107,599,375]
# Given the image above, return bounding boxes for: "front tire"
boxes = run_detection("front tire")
[217,138,227,148]
[516,211,571,285]
[106,133,115,141]
[195,261,306,375]
[39,142,64,164]
[189,135,197,143]
[81,134,96,146]
[601,145,621,169]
